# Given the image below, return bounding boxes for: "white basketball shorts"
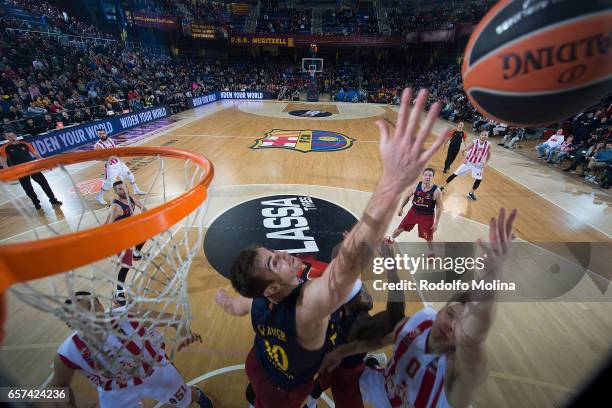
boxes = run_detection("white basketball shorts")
[97,363,191,408]
[454,162,484,180]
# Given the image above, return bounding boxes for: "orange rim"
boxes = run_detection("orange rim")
[0,147,214,293]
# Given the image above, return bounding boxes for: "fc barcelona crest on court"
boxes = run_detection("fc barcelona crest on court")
[251,129,355,153]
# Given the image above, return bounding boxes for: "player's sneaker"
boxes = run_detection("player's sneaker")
[384,236,395,244]
[133,249,142,260]
[365,352,388,368]
[303,396,318,408]
[113,290,126,307]
[133,187,147,195]
[194,387,213,408]
[96,191,107,205]
[467,192,477,201]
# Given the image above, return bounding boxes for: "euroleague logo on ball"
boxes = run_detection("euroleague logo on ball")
[204,195,357,279]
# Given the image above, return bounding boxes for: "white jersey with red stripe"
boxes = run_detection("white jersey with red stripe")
[57,318,167,391]
[465,139,491,165]
[383,307,450,408]
[94,138,121,166]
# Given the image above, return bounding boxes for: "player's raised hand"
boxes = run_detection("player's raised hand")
[214,288,230,307]
[177,329,203,351]
[376,88,449,191]
[477,207,517,280]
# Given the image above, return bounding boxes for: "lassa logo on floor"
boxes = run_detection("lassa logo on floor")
[204,195,357,279]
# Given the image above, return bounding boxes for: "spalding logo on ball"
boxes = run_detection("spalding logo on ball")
[462,0,611,126]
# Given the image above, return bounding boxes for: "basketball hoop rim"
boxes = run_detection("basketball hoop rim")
[0,147,214,293]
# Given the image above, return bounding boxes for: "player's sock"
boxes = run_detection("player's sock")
[96,190,107,205]
[133,249,142,260]
[245,383,255,406]
[194,387,213,408]
[365,352,388,368]
[304,396,318,408]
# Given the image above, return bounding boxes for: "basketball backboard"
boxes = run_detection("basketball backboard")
[301,58,323,73]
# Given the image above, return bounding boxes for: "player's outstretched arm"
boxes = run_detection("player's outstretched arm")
[302,88,449,321]
[47,355,76,407]
[320,331,396,373]
[104,204,121,224]
[214,288,253,317]
[398,184,417,216]
[450,208,517,404]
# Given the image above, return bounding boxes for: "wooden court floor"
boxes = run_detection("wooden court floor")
[0,100,611,408]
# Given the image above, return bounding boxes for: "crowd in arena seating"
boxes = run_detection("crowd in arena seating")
[556,108,610,187]
[387,2,493,35]
[257,6,311,34]
[321,4,378,36]
[0,22,313,138]
[181,0,227,26]
[2,0,111,38]
[129,0,177,16]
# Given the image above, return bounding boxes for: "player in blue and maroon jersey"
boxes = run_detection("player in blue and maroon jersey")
[385,168,443,259]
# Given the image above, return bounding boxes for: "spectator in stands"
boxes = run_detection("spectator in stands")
[499,128,524,149]
[57,111,73,126]
[583,142,612,176]
[546,136,574,163]
[4,105,23,122]
[22,117,42,136]
[1,118,13,134]
[26,102,46,117]
[563,142,605,173]
[47,101,65,114]
[41,114,56,132]
[492,122,508,136]
[536,129,564,158]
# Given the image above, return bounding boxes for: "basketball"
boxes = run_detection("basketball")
[462,0,612,126]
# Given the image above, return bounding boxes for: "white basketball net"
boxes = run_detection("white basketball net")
[0,151,210,381]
